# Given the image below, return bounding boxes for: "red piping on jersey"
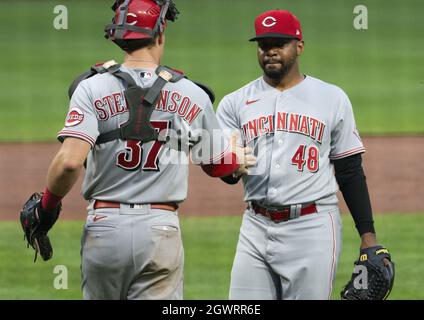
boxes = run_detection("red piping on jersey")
[330,147,365,160]
[57,130,96,147]
[328,212,337,300]
[201,152,240,178]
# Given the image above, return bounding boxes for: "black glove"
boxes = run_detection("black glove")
[341,245,395,300]
[20,192,61,262]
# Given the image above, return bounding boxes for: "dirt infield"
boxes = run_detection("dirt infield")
[1,136,423,220]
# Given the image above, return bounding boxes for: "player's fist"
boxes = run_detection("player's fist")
[230,131,257,177]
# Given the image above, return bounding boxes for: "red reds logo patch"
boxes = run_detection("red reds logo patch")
[65,107,84,127]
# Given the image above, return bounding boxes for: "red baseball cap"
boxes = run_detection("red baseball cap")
[249,10,303,42]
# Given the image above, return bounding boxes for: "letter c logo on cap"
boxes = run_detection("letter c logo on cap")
[126,13,137,26]
[262,16,277,27]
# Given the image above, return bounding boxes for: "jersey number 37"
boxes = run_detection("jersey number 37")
[116,120,170,171]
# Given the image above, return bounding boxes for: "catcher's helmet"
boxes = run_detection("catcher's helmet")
[105,0,179,41]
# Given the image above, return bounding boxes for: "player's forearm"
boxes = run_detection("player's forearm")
[46,154,83,197]
[44,138,90,203]
[41,154,83,211]
[334,154,375,236]
[340,176,375,235]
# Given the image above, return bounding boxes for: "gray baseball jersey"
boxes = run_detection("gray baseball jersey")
[217,75,363,299]
[217,75,364,206]
[58,65,229,204]
[59,65,230,300]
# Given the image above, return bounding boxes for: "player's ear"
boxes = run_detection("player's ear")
[296,40,304,56]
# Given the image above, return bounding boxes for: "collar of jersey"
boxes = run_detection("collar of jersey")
[261,75,309,94]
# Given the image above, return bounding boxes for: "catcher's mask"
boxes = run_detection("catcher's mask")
[105,0,179,41]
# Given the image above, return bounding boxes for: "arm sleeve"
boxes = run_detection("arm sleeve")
[220,174,242,185]
[215,95,243,184]
[57,81,99,148]
[333,153,375,235]
[330,91,365,160]
[189,96,239,177]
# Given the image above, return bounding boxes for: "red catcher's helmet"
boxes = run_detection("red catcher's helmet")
[105,0,179,41]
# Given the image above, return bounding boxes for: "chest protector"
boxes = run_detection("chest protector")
[68,60,214,146]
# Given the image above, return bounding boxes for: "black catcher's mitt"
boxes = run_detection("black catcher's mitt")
[341,245,395,300]
[20,192,61,262]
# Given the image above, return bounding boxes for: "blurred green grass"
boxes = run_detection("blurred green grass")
[0,0,423,141]
[0,213,422,299]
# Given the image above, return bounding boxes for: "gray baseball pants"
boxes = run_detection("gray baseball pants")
[229,205,342,300]
[81,204,184,300]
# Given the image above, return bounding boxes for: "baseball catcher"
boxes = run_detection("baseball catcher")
[18,0,253,300]
[20,192,61,262]
[341,245,395,300]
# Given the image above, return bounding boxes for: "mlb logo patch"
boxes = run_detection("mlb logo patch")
[140,71,153,79]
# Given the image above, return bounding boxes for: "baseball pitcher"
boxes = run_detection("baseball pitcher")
[217,10,394,300]
[19,0,255,300]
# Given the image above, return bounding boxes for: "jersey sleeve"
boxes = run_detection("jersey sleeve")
[57,81,99,148]
[190,99,231,165]
[216,94,243,146]
[330,91,365,160]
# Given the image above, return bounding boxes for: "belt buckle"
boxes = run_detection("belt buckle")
[130,204,145,209]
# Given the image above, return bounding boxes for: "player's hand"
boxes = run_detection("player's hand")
[230,131,257,177]
[360,232,390,266]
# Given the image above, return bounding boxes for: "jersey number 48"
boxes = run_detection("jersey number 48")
[291,145,319,172]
